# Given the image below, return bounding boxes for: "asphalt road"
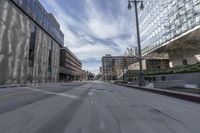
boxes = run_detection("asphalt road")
[0,81,200,133]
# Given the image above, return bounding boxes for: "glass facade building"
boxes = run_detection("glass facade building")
[139,0,200,55]
[11,0,64,46]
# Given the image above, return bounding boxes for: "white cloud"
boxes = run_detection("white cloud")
[39,0,88,47]
[88,19,119,39]
[39,0,136,73]
[71,43,120,60]
[84,0,132,39]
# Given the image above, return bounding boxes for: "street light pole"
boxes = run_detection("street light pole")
[128,0,144,86]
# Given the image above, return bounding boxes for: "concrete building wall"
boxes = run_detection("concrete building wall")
[146,72,200,85]
[102,55,138,80]
[129,60,147,70]
[0,0,60,85]
[169,48,200,67]
[51,41,60,82]
[129,59,169,71]
[59,48,82,81]
[32,30,60,83]
[0,0,31,84]
[102,55,113,81]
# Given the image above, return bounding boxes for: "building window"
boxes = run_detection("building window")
[48,40,53,80]
[30,0,35,13]
[22,0,28,10]
[161,76,166,81]
[28,25,36,67]
[48,40,53,67]
[183,59,188,65]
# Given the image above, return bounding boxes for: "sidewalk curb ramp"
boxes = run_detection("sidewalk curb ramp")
[116,83,200,104]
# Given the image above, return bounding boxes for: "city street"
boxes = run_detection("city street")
[0,81,200,133]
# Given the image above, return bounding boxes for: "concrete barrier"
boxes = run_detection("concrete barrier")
[116,83,200,103]
[153,80,185,89]
[145,72,200,84]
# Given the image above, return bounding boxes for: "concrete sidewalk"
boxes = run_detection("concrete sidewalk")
[116,83,200,103]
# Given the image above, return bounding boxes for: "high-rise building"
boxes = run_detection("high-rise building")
[0,0,64,84]
[101,54,137,80]
[138,0,200,67]
[102,54,113,81]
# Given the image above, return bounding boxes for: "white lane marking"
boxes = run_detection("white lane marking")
[88,92,94,96]
[23,87,80,99]
[100,120,106,131]
[90,101,97,105]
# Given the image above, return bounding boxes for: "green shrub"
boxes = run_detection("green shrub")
[145,63,200,75]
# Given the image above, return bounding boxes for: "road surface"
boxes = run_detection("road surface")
[0,81,200,133]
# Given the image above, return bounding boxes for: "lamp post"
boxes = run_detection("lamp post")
[128,0,145,86]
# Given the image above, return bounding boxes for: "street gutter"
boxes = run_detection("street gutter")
[0,81,86,89]
[115,83,200,104]
[0,83,58,89]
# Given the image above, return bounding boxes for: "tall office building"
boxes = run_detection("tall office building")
[101,54,137,80]
[137,0,200,67]
[0,0,64,84]
[102,54,113,81]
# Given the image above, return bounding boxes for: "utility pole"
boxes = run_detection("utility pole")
[128,0,145,86]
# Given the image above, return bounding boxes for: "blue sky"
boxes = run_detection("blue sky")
[39,0,136,74]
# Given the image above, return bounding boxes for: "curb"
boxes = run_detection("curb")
[116,83,200,104]
[0,83,57,89]
[0,81,84,89]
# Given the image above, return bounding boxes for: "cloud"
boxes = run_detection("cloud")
[39,0,136,74]
[71,43,119,60]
